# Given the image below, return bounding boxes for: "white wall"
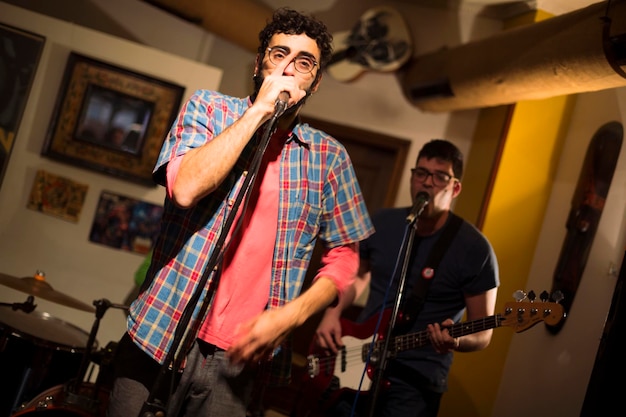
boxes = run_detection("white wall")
[89,0,216,62]
[492,87,626,417]
[0,3,222,354]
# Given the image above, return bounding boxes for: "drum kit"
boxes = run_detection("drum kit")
[0,271,128,417]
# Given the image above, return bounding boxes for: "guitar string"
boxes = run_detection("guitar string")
[310,303,560,376]
[311,314,504,372]
[312,346,366,372]
[396,315,501,351]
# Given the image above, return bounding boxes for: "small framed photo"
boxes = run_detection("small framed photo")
[89,190,163,254]
[27,169,88,223]
[42,52,185,186]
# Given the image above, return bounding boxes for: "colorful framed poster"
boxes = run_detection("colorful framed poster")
[89,190,163,254]
[27,169,89,222]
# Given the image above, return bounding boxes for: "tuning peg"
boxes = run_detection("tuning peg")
[527,290,536,301]
[513,290,526,302]
[551,290,564,303]
[540,290,550,302]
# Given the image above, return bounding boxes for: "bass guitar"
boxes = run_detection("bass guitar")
[295,291,565,416]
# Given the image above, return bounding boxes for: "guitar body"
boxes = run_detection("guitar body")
[327,7,413,82]
[291,310,391,417]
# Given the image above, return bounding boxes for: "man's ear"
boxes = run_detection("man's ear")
[311,72,323,93]
[253,55,261,76]
[452,180,462,198]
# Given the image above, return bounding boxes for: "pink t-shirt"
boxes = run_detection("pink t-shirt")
[166,132,358,350]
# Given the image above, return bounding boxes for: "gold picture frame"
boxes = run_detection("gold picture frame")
[42,52,184,186]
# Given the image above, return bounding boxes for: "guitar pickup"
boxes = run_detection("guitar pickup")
[306,354,320,378]
[340,345,347,372]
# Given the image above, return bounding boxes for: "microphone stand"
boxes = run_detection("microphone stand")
[139,112,282,417]
[366,210,423,417]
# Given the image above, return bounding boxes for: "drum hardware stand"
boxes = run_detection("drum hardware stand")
[0,295,36,313]
[61,298,128,414]
[1,297,36,414]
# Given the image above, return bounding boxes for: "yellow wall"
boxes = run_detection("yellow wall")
[437,9,579,417]
[442,93,576,417]
[454,105,513,228]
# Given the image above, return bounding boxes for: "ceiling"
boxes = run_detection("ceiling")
[432,0,600,15]
[140,0,624,111]
[137,0,609,54]
[400,0,626,111]
[4,0,624,111]
[261,0,602,19]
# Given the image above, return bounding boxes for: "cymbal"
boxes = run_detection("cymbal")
[0,271,95,313]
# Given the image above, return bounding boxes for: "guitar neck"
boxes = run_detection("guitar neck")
[388,314,502,353]
[307,300,561,384]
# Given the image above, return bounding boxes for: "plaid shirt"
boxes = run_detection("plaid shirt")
[127,90,373,384]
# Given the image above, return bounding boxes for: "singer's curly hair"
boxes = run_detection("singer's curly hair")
[418,139,464,179]
[257,8,333,72]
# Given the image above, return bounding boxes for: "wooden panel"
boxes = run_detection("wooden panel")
[302,117,410,215]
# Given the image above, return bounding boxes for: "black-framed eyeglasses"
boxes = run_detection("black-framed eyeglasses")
[411,167,455,187]
[266,47,318,74]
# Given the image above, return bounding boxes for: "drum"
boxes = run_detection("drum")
[11,382,109,417]
[0,309,90,417]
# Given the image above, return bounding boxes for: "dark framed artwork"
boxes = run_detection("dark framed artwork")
[0,23,45,190]
[89,190,163,254]
[42,52,185,186]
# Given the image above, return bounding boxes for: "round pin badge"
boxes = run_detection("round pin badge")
[422,267,434,279]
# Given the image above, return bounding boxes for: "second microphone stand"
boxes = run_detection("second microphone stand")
[365,206,426,417]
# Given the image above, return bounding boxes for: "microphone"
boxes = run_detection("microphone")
[273,91,290,118]
[406,191,429,224]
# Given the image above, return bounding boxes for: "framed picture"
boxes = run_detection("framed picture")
[42,52,185,186]
[89,190,163,254]
[0,24,45,191]
[27,169,88,223]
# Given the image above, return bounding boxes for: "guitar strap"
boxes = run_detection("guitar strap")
[399,212,463,330]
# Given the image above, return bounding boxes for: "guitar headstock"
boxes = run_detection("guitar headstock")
[327,6,413,82]
[500,290,566,332]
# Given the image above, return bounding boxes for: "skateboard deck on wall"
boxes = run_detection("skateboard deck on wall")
[547,121,623,333]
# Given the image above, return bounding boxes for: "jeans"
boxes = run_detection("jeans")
[325,363,442,417]
[106,334,256,417]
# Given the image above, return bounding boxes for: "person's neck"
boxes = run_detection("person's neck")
[276,112,298,131]
[416,210,449,237]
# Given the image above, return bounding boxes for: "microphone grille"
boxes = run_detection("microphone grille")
[415,191,430,202]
